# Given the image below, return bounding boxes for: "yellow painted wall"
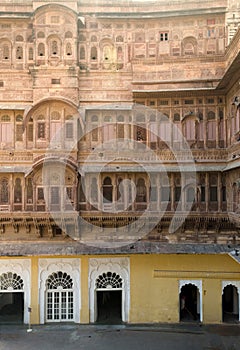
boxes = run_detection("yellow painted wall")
[0,253,239,325]
[129,254,240,324]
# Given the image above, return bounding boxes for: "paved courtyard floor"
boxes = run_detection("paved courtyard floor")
[0,323,239,350]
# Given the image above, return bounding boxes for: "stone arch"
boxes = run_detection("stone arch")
[0,259,31,324]
[182,36,197,56]
[39,258,81,324]
[222,281,240,322]
[89,258,130,323]
[179,280,202,322]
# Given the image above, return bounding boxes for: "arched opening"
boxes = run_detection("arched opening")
[180,284,200,322]
[222,285,239,323]
[102,177,113,203]
[45,271,74,322]
[95,272,123,324]
[0,272,24,324]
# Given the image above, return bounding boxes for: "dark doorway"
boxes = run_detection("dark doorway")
[0,292,24,324]
[180,284,200,322]
[222,285,239,323]
[96,290,122,324]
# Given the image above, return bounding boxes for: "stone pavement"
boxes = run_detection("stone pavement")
[0,323,239,350]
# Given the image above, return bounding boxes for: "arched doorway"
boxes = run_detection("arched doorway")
[222,284,239,323]
[95,272,123,324]
[45,271,74,322]
[89,258,130,324]
[0,272,24,324]
[179,283,201,322]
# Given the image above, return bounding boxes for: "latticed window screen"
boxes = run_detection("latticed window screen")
[0,272,24,290]
[95,272,123,289]
[46,271,73,290]
[46,272,73,322]
[0,178,9,204]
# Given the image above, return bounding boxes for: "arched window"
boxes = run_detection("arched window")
[26,178,33,204]
[96,272,123,289]
[136,178,146,202]
[65,31,73,39]
[28,47,33,60]
[51,40,58,55]
[66,43,72,56]
[186,187,195,203]
[46,271,74,322]
[3,44,10,60]
[0,178,9,204]
[117,46,123,60]
[91,35,97,42]
[102,177,113,203]
[38,43,45,56]
[0,272,24,290]
[37,31,45,39]
[14,178,22,203]
[91,178,98,203]
[16,46,23,60]
[80,46,85,59]
[16,35,23,42]
[91,46,97,60]
[16,115,23,142]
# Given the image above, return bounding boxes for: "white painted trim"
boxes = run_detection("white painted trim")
[222,281,240,321]
[39,258,81,324]
[179,279,203,322]
[89,257,130,323]
[0,259,31,324]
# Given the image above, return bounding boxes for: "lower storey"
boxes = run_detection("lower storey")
[0,254,239,325]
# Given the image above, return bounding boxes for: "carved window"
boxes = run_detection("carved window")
[51,40,58,55]
[65,123,73,139]
[16,46,23,60]
[95,272,123,289]
[37,187,44,201]
[91,46,97,60]
[66,43,72,56]
[136,125,146,141]
[51,187,60,205]
[117,46,123,60]
[136,178,146,202]
[14,178,22,203]
[65,31,73,39]
[210,175,218,202]
[0,272,24,290]
[3,44,10,60]
[207,121,216,140]
[37,122,46,139]
[90,178,98,202]
[28,47,33,60]
[91,35,97,42]
[26,178,33,203]
[16,35,23,42]
[91,126,98,141]
[37,31,45,38]
[117,124,124,139]
[27,117,33,142]
[38,43,45,57]
[16,115,23,142]
[47,271,73,289]
[161,186,170,202]
[186,187,195,203]
[0,178,9,204]
[102,177,113,203]
[80,46,85,59]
